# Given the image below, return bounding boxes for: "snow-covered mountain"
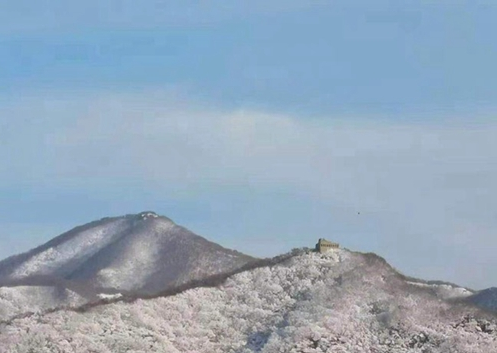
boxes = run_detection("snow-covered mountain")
[0,285,86,319]
[0,212,255,318]
[1,249,496,353]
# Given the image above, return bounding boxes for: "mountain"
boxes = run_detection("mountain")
[467,288,497,313]
[1,249,496,353]
[0,284,86,319]
[0,212,255,301]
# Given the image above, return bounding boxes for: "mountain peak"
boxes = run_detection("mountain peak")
[0,213,255,296]
[137,211,159,220]
[124,211,173,223]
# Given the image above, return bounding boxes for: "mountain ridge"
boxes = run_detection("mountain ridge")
[2,249,496,353]
[2,214,497,352]
[0,211,255,296]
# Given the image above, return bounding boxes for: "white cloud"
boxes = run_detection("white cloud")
[1,90,497,288]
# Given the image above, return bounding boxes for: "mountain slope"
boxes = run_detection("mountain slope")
[0,212,255,295]
[0,285,86,319]
[467,288,497,313]
[1,249,495,353]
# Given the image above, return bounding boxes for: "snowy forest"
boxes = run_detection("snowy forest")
[1,249,496,353]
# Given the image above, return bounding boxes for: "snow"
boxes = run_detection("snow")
[2,212,494,352]
[140,212,159,220]
[0,285,86,320]
[94,219,175,290]
[406,281,474,299]
[1,212,255,299]
[1,250,495,353]
[97,293,123,301]
[10,218,130,279]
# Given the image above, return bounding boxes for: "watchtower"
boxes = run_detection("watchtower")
[315,238,339,253]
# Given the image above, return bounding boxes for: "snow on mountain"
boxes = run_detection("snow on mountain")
[1,249,495,353]
[0,285,86,319]
[0,217,132,281]
[0,212,255,320]
[404,280,474,300]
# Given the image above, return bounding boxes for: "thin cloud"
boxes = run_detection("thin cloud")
[1,90,496,288]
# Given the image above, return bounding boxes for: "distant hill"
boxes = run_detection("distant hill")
[0,212,255,303]
[467,287,497,312]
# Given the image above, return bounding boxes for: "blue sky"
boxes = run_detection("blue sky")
[1,1,496,289]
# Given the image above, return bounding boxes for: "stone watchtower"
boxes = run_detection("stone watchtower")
[315,238,339,253]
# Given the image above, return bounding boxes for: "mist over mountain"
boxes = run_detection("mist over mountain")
[0,212,255,318]
[1,249,497,353]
